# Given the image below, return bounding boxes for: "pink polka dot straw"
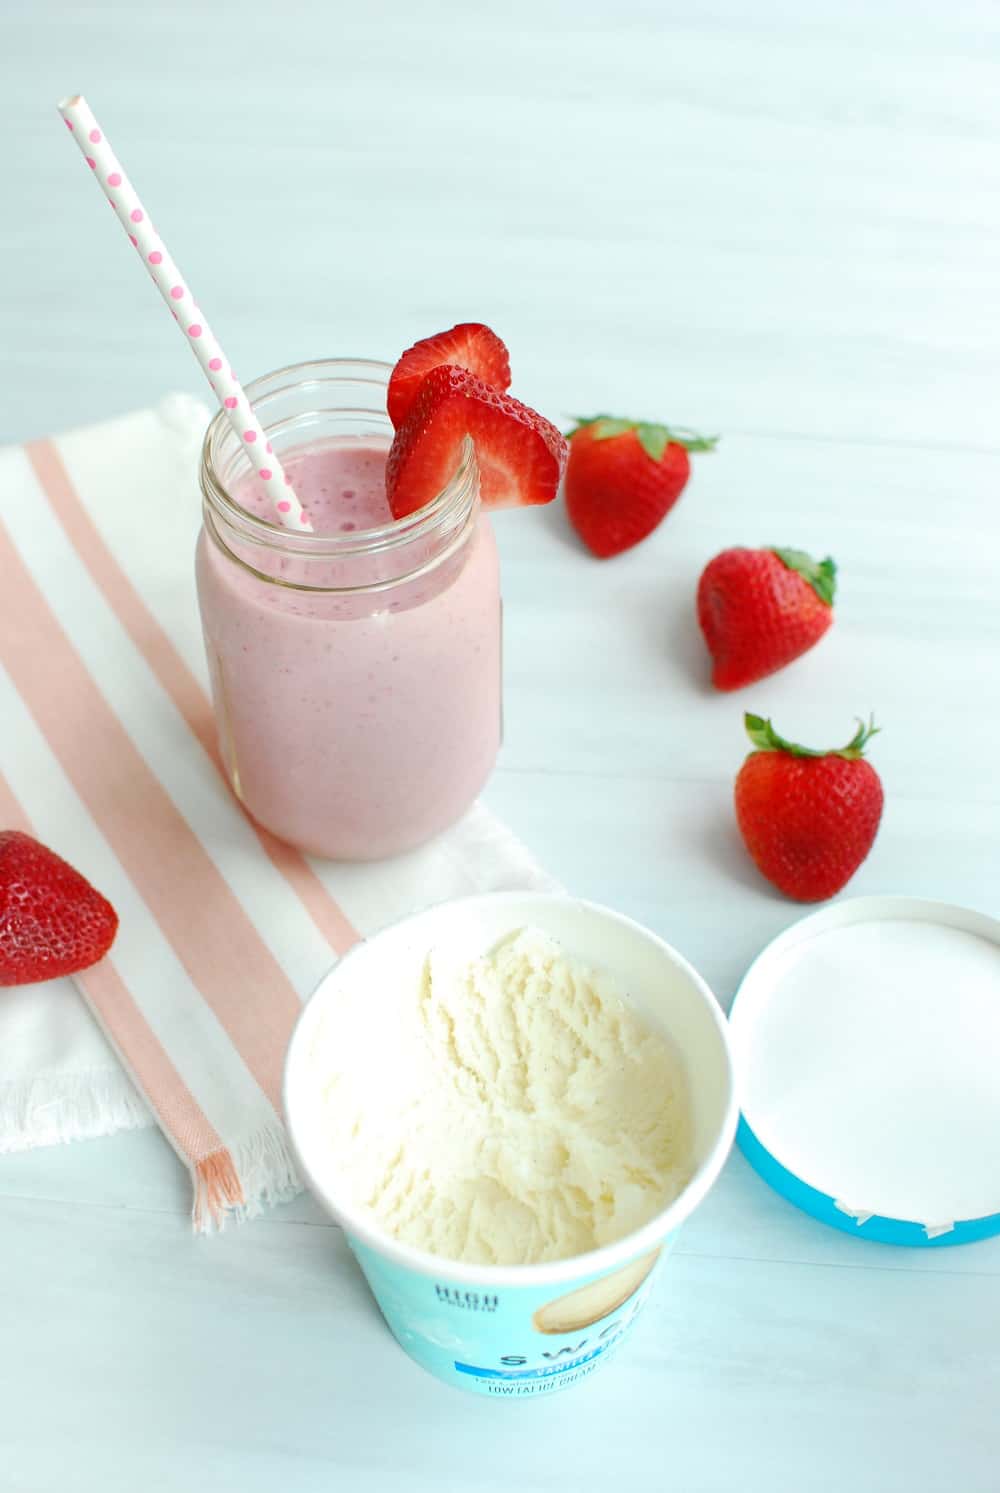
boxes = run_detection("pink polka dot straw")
[57,95,312,532]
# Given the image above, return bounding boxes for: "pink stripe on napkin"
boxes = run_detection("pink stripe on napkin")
[0,768,238,1226]
[0,769,32,835]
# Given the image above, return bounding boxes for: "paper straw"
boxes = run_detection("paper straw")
[57,94,312,532]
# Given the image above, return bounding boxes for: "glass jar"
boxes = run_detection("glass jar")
[196,359,501,861]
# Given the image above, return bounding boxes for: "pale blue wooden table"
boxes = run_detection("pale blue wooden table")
[3,3,999,1488]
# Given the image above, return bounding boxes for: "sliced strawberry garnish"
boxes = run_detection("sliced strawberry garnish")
[386,364,568,519]
[387,323,512,429]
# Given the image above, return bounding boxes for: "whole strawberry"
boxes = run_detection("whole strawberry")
[0,831,118,986]
[565,416,717,558]
[698,547,836,690]
[734,714,883,902]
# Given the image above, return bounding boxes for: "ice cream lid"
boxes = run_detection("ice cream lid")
[729,896,1000,1247]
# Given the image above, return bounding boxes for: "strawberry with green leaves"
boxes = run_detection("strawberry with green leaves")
[734,714,884,902]
[565,416,718,558]
[697,546,836,690]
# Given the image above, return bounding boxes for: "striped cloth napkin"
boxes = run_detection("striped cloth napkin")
[0,395,554,1226]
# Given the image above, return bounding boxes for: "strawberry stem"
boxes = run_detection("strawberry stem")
[567,415,719,456]
[744,713,880,760]
[771,548,837,606]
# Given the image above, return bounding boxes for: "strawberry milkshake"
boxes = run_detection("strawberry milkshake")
[196,359,501,861]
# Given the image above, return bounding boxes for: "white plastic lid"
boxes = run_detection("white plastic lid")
[730,897,1000,1237]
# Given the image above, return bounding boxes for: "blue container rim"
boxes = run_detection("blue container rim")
[731,895,1000,1248]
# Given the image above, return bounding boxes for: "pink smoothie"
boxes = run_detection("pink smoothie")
[195,436,501,860]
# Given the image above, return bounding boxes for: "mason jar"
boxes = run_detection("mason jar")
[196,358,501,861]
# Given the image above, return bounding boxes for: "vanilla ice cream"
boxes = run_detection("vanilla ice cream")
[313,927,693,1266]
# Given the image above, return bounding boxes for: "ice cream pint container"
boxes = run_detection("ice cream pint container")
[283,892,738,1397]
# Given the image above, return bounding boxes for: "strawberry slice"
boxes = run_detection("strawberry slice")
[386,364,568,519]
[387,323,512,429]
[0,831,118,986]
